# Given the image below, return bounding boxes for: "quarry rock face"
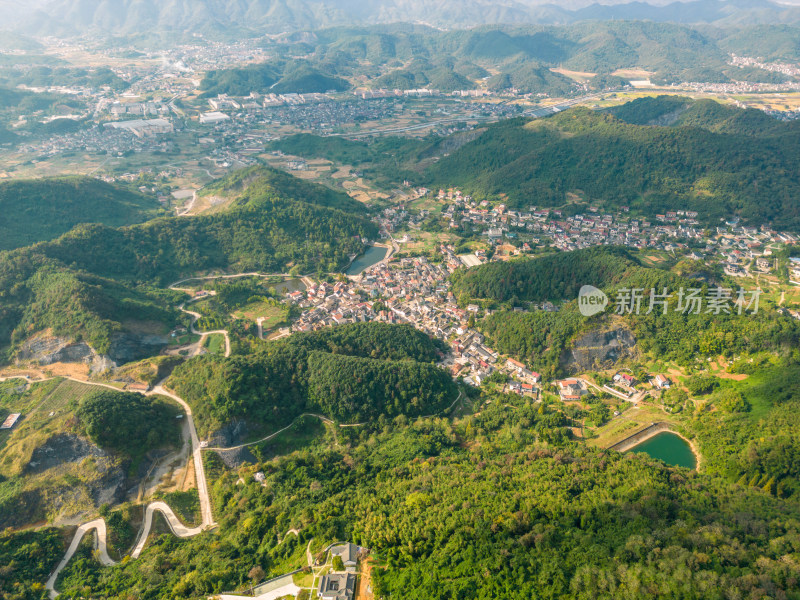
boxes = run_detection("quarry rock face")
[16,335,93,365]
[15,331,168,371]
[562,326,637,372]
[26,433,109,473]
[0,434,128,530]
[107,332,169,363]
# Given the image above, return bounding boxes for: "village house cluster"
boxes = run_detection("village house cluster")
[434,188,800,279]
[286,246,547,397]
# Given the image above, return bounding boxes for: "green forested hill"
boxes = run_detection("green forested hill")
[450,246,643,305]
[77,390,181,459]
[454,247,800,378]
[200,63,279,97]
[196,21,797,100]
[607,95,800,135]
[0,168,377,361]
[200,61,348,95]
[203,164,365,213]
[168,322,452,436]
[719,24,800,61]
[0,176,161,251]
[270,64,349,94]
[0,65,129,91]
[426,102,800,229]
[487,61,576,95]
[10,267,182,356]
[35,193,373,284]
[42,385,800,600]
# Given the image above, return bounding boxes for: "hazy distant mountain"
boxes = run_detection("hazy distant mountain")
[8,0,800,38]
[0,0,48,28]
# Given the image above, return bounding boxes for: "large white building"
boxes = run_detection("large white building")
[104,118,173,138]
[199,111,231,124]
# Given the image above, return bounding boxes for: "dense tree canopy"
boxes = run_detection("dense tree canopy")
[48,387,800,600]
[77,390,181,458]
[168,322,453,436]
[426,105,800,229]
[0,167,377,360]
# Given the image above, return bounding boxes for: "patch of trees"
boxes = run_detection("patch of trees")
[307,351,454,422]
[450,246,644,304]
[481,310,583,379]
[0,528,64,600]
[51,385,800,600]
[0,66,129,91]
[77,390,180,458]
[9,267,180,356]
[0,176,160,252]
[200,63,279,97]
[0,167,377,360]
[200,61,348,96]
[460,247,800,376]
[686,374,720,395]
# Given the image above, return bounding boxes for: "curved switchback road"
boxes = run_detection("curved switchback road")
[169,271,315,348]
[3,260,461,595]
[178,304,232,357]
[0,375,221,598]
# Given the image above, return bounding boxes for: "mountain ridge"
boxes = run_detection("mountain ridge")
[7,0,800,38]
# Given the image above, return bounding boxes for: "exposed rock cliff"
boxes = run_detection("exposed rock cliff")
[14,331,168,372]
[561,325,637,373]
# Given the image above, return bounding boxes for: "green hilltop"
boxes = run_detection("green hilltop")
[424,98,800,229]
[0,176,162,252]
[168,322,454,437]
[452,246,800,377]
[270,97,800,230]
[200,61,350,96]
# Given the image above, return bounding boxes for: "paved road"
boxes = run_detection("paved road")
[178,304,231,358]
[31,376,217,598]
[45,519,114,595]
[130,501,206,558]
[170,273,316,346]
[150,385,216,529]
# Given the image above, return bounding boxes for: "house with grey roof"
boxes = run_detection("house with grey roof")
[318,573,355,600]
[330,543,359,571]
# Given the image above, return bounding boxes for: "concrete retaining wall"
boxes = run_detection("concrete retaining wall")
[608,422,671,452]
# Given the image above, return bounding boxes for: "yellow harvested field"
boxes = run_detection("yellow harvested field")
[612,68,655,79]
[551,67,597,82]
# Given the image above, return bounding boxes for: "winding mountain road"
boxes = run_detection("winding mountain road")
[9,260,457,595]
[179,304,231,357]
[15,376,220,598]
[169,271,315,350]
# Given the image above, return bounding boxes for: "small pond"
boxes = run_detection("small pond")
[345,246,388,276]
[272,278,306,294]
[626,431,697,470]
